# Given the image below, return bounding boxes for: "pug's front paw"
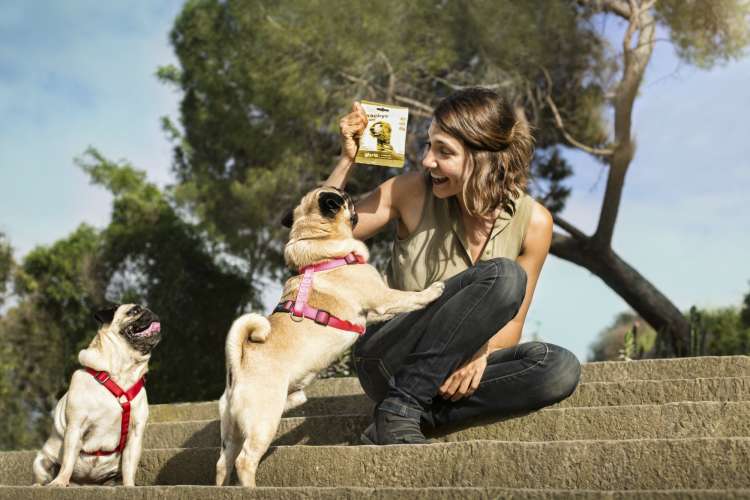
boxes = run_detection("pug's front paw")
[47,478,69,488]
[426,281,445,301]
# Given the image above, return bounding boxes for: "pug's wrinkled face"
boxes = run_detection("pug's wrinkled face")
[95,304,162,354]
[282,186,358,233]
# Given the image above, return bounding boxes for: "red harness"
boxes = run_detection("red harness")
[81,368,145,457]
[273,252,367,335]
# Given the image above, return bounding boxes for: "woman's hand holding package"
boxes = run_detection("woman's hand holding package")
[339,101,368,162]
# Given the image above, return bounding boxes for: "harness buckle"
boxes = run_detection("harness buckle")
[314,310,331,326]
[290,309,305,322]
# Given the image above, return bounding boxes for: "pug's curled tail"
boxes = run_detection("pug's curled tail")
[225,313,270,369]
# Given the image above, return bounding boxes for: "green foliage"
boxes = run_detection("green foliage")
[588,312,656,362]
[741,282,750,328]
[161,0,606,282]
[0,303,66,450]
[76,148,252,403]
[590,289,750,362]
[0,234,12,306]
[687,305,749,356]
[619,326,636,361]
[0,151,252,450]
[0,226,104,450]
[15,224,107,370]
[656,0,750,69]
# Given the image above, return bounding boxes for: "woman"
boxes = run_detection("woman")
[324,87,581,445]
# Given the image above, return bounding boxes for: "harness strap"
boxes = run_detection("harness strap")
[274,251,367,335]
[81,368,145,456]
[275,300,365,335]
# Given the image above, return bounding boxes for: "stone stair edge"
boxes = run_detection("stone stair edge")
[3,438,750,489]
[6,436,750,457]
[148,399,750,424]
[1,485,750,500]
[148,375,750,409]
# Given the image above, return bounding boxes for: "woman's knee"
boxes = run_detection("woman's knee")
[478,258,527,314]
[535,344,581,406]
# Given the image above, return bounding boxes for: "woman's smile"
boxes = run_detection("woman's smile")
[430,172,449,185]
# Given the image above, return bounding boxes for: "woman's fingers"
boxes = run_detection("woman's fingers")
[440,372,462,399]
[451,374,474,401]
[467,370,482,396]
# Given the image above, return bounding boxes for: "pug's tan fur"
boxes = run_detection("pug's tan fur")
[216,186,444,487]
[33,304,160,487]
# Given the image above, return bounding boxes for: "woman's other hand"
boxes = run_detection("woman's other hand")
[439,344,490,401]
[339,101,368,162]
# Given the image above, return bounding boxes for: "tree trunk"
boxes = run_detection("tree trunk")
[552,232,691,355]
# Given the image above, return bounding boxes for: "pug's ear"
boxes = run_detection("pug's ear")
[281,209,294,229]
[318,192,345,219]
[94,305,120,325]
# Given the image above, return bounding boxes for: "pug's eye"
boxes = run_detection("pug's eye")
[129,306,142,316]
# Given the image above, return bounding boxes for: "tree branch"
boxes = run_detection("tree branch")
[541,67,615,157]
[392,95,434,116]
[545,95,615,157]
[432,76,512,91]
[552,213,589,241]
[600,0,632,19]
[377,51,396,103]
[593,0,656,248]
[339,71,433,117]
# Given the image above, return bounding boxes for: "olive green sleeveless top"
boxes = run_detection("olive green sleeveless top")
[384,174,534,292]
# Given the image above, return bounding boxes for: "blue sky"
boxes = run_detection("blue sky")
[1,2,748,362]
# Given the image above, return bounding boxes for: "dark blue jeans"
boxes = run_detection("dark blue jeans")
[354,257,581,431]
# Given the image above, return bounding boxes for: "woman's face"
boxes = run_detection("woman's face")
[421,121,467,199]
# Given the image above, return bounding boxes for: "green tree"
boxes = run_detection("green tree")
[157,0,607,306]
[77,148,251,402]
[0,225,105,450]
[159,0,750,355]
[0,233,12,308]
[741,282,750,329]
[0,151,252,450]
[588,311,656,361]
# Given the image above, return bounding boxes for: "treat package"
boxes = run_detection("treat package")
[355,100,409,168]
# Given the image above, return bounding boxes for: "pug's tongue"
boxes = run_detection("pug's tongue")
[136,322,161,337]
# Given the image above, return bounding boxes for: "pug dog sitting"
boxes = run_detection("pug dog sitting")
[215,186,444,487]
[33,304,162,487]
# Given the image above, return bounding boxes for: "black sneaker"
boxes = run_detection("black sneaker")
[374,408,430,445]
[359,423,376,445]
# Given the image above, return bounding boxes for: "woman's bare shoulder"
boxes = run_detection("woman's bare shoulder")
[392,171,428,238]
[522,199,553,255]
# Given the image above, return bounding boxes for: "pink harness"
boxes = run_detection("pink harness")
[273,252,367,335]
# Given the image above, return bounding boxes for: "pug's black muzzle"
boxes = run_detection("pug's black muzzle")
[124,311,162,354]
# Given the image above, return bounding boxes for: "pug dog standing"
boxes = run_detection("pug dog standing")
[215,186,444,487]
[33,304,162,487]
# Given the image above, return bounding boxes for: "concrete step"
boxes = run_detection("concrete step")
[143,401,750,448]
[580,356,749,382]
[148,355,750,422]
[2,486,750,499]
[2,438,749,488]
[149,376,750,422]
